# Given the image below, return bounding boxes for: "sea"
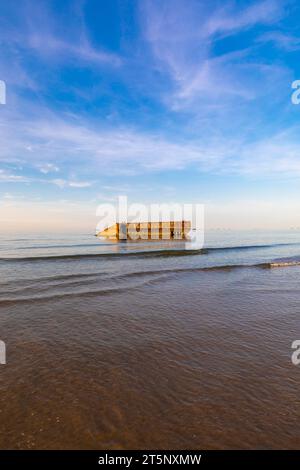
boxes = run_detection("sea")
[0,230,300,449]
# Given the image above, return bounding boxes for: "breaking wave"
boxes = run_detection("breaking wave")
[2,240,300,263]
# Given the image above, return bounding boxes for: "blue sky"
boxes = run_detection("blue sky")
[1,0,300,231]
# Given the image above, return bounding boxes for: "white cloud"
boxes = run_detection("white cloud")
[27,32,121,67]
[203,0,282,37]
[142,0,286,107]
[2,109,300,182]
[38,163,59,174]
[0,111,234,175]
[3,192,13,199]
[0,169,29,183]
[0,0,121,97]
[51,179,93,189]
[257,31,300,51]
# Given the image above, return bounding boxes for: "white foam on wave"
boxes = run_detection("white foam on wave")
[269,261,300,268]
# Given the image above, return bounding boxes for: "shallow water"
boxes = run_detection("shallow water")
[0,230,300,449]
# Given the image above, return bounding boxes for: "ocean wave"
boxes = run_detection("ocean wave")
[269,261,300,268]
[0,249,204,262]
[205,241,300,253]
[2,239,300,262]
[2,260,300,305]
[0,275,168,306]
[15,243,105,250]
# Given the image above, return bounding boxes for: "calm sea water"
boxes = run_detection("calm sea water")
[0,230,300,449]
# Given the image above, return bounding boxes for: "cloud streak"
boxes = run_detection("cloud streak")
[142,0,287,107]
[0,0,121,95]
[2,107,300,185]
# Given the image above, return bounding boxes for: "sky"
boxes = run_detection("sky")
[1,0,300,232]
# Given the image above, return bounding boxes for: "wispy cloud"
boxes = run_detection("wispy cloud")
[2,105,300,183]
[0,112,225,174]
[142,0,287,107]
[257,30,300,50]
[26,31,121,67]
[0,169,29,183]
[38,163,59,174]
[0,0,121,94]
[203,0,283,37]
[51,179,93,189]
